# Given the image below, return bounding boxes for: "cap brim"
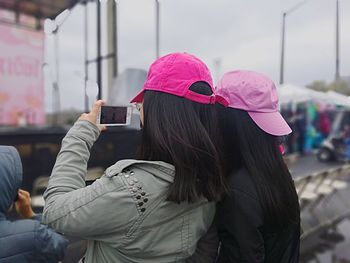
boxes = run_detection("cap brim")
[130,89,144,103]
[248,111,292,136]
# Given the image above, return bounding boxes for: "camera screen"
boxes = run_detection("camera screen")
[100,106,127,124]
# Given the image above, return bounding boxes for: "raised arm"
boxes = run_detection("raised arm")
[42,101,136,240]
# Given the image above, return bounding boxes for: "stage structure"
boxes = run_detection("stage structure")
[0,0,79,125]
[0,0,78,30]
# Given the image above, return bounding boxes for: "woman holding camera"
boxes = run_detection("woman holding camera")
[43,53,225,263]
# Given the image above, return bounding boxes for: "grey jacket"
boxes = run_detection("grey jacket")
[0,146,68,263]
[43,120,217,263]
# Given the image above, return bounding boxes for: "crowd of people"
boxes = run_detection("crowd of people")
[282,103,333,155]
[0,52,300,263]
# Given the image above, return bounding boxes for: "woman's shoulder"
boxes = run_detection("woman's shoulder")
[105,159,174,177]
[103,159,176,194]
[227,168,259,200]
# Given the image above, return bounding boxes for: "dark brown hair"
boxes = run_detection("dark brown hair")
[138,82,226,203]
[217,105,300,226]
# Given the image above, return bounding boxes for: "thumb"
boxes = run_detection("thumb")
[91,100,105,117]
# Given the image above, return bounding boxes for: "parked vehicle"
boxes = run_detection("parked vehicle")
[318,110,350,162]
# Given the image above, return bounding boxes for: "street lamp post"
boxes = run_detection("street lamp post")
[49,9,70,125]
[280,13,286,85]
[83,0,89,113]
[279,0,313,85]
[335,0,340,81]
[155,0,160,59]
[113,0,118,77]
[52,31,61,125]
[96,0,102,99]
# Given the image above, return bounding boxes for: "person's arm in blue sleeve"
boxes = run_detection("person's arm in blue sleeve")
[33,223,69,263]
[31,213,43,222]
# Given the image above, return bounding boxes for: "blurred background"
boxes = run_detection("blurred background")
[1,0,350,262]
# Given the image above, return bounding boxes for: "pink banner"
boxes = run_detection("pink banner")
[0,24,45,125]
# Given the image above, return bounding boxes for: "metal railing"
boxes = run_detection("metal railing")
[295,164,350,240]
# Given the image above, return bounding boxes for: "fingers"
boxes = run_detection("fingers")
[15,190,34,218]
[90,100,106,131]
[18,189,30,199]
[16,189,32,215]
[78,100,106,128]
[91,100,105,117]
[98,124,107,132]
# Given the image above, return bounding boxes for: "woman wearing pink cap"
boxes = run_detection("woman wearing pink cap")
[42,52,225,263]
[215,70,300,262]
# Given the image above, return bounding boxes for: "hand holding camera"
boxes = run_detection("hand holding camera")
[79,100,107,131]
[79,100,132,130]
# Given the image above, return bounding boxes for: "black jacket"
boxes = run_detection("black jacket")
[216,169,300,263]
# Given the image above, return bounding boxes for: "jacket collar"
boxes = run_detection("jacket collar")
[105,159,175,183]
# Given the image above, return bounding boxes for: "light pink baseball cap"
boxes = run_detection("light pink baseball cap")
[216,70,292,136]
[130,52,216,104]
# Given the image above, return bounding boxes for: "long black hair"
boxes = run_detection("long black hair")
[218,105,300,227]
[138,82,226,203]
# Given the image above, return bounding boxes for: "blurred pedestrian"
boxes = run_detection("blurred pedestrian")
[16,112,27,127]
[0,146,68,263]
[295,106,307,154]
[215,70,301,263]
[284,107,297,153]
[43,53,226,263]
[341,124,350,162]
[320,111,331,138]
[304,122,318,154]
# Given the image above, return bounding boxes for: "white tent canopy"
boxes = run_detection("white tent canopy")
[278,84,327,105]
[325,90,350,108]
[278,84,350,108]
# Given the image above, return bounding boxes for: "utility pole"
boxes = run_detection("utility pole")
[155,0,160,58]
[113,0,118,77]
[213,58,222,84]
[96,0,102,99]
[280,12,286,85]
[106,0,118,100]
[83,0,89,112]
[279,0,313,85]
[52,31,61,125]
[51,10,71,124]
[335,0,340,81]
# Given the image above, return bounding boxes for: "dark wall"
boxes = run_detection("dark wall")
[0,127,141,191]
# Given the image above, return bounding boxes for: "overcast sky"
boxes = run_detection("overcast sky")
[44,0,350,112]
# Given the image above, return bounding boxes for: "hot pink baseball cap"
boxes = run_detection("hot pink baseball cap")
[216,70,292,136]
[130,52,216,104]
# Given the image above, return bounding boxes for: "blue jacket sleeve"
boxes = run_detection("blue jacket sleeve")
[31,213,43,222]
[33,223,69,263]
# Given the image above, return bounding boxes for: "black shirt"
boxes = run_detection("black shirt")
[216,169,300,263]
